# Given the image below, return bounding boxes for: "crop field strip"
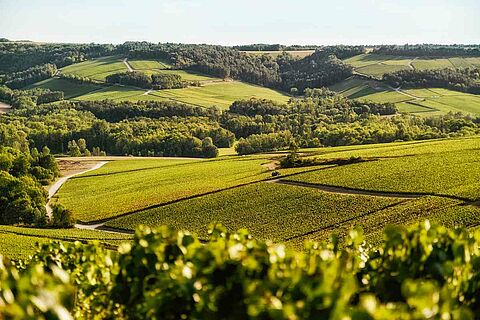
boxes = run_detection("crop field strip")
[344,54,480,78]
[285,148,480,202]
[331,78,480,115]
[0,226,132,260]
[51,56,291,107]
[56,157,326,222]
[60,56,128,81]
[104,182,406,243]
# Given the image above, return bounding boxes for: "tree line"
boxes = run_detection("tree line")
[0,42,114,73]
[0,63,57,89]
[106,71,190,89]
[0,85,64,108]
[115,42,358,93]
[2,90,479,158]
[383,68,480,94]
[373,44,480,57]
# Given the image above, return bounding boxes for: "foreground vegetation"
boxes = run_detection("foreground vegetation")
[4,222,480,319]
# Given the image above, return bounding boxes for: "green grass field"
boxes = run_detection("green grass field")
[331,77,480,116]
[60,56,127,81]
[127,58,172,70]
[359,88,480,115]
[26,77,103,99]
[105,182,403,241]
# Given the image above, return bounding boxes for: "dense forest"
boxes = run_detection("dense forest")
[116,42,357,92]
[2,89,478,159]
[0,85,64,108]
[0,63,58,89]
[106,71,189,89]
[0,42,114,72]
[383,68,480,94]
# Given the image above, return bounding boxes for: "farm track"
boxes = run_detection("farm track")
[123,58,134,72]
[46,161,108,217]
[270,180,425,199]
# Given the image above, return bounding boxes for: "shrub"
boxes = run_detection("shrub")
[50,203,75,228]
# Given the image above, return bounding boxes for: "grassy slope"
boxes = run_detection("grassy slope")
[25,77,103,99]
[60,56,127,81]
[105,182,402,241]
[56,157,316,222]
[330,76,480,116]
[344,54,480,78]
[286,147,480,201]
[74,81,289,109]
[58,57,289,108]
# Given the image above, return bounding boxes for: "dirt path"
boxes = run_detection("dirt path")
[270,179,426,199]
[408,57,418,70]
[390,86,422,100]
[143,89,153,95]
[123,58,134,72]
[46,161,108,217]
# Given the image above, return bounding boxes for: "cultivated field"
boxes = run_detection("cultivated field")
[74,81,290,108]
[32,57,291,107]
[0,225,132,260]
[344,53,480,78]
[105,183,403,242]
[240,50,315,58]
[56,157,316,222]
[49,136,480,250]
[26,77,103,98]
[330,77,480,115]
[60,56,127,81]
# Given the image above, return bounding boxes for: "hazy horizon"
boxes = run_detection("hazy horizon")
[1,0,479,46]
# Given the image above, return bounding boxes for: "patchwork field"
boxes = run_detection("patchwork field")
[47,136,480,250]
[105,182,403,242]
[287,147,480,201]
[73,80,290,108]
[30,56,291,108]
[331,77,480,115]
[56,157,316,222]
[344,53,480,78]
[240,50,315,58]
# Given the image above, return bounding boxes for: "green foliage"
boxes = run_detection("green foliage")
[0,257,74,319]
[0,145,58,226]
[7,221,480,319]
[50,203,75,228]
[105,182,402,242]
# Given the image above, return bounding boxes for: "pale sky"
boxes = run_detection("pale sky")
[1,0,479,45]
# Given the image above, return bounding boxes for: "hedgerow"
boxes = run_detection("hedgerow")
[2,221,480,319]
